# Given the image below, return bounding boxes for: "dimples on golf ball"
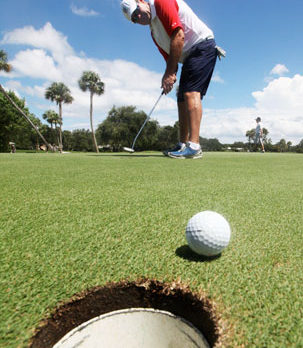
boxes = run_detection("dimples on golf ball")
[186,211,231,256]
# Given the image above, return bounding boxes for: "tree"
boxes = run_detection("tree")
[96,106,158,151]
[276,139,288,152]
[295,139,303,153]
[0,50,12,73]
[42,110,60,146]
[208,138,223,151]
[70,129,93,151]
[42,110,55,129]
[0,50,52,150]
[156,123,179,151]
[262,127,269,143]
[78,71,105,153]
[45,82,73,152]
[62,130,73,151]
[0,90,44,151]
[199,137,223,151]
[246,129,255,150]
[287,141,292,151]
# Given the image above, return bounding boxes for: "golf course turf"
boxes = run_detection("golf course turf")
[1,151,302,347]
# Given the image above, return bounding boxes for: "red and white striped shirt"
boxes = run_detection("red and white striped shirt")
[149,0,214,63]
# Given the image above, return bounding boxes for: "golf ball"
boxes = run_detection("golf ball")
[186,211,231,256]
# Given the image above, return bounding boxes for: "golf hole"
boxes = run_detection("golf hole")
[29,279,226,348]
[53,308,209,348]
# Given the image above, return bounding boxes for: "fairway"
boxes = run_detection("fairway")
[1,152,303,347]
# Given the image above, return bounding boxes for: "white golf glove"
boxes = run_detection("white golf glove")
[216,46,226,60]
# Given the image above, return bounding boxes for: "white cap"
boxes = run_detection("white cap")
[121,0,138,21]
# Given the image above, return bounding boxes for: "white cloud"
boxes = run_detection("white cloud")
[1,22,74,62]
[10,49,62,80]
[212,72,224,83]
[1,81,22,98]
[270,64,289,76]
[2,23,302,145]
[194,74,303,144]
[202,107,257,144]
[2,23,174,120]
[70,4,99,17]
[4,80,22,90]
[252,74,303,144]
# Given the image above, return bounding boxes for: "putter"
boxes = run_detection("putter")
[123,91,164,153]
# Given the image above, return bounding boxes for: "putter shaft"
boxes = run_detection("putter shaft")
[131,91,164,150]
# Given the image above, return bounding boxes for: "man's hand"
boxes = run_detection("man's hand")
[161,28,184,95]
[161,72,177,94]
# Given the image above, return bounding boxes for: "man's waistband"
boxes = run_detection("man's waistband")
[181,36,215,62]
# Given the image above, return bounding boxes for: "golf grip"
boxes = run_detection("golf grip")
[131,91,164,150]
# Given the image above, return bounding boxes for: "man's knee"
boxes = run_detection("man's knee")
[183,92,202,113]
[183,91,201,100]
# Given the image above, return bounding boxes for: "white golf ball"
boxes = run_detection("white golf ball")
[186,211,231,256]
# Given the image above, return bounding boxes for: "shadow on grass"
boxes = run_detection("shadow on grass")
[175,245,221,262]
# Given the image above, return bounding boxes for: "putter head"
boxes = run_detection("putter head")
[123,147,135,153]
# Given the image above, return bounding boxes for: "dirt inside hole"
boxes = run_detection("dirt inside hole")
[29,279,226,348]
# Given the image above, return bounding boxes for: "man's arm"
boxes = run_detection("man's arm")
[161,28,184,94]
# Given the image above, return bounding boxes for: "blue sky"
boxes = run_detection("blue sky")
[1,0,303,144]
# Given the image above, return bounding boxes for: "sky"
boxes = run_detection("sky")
[1,0,303,145]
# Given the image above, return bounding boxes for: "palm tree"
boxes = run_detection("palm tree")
[53,114,62,149]
[45,82,73,152]
[42,110,60,146]
[262,127,269,143]
[78,71,105,153]
[246,129,255,144]
[0,50,52,150]
[0,50,12,72]
[43,110,55,129]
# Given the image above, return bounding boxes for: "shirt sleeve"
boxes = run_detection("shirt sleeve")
[154,0,183,37]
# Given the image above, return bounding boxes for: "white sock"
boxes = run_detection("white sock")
[178,142,185,147]
[188,141,201,150]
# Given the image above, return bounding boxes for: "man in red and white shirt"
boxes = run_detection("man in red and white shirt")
[121,0,222,159]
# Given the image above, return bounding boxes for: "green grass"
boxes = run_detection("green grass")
[1,152,303,347]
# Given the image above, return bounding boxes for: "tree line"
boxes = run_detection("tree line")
[1,49,302,153]
[1,49,104,153]
[1,89,302,153]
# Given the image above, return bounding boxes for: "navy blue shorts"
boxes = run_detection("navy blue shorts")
[177,39,217,102]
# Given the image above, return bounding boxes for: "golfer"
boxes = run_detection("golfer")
[121,0,224,159]
[254,116,265,153]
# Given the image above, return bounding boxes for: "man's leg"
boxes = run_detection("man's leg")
[183,91,202,144]
[253,137,258,152]
[260,137,265,152]
[177,100,189,144]
[162,101,188,156]
[177,91,202,144]
[168,91,203,159]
